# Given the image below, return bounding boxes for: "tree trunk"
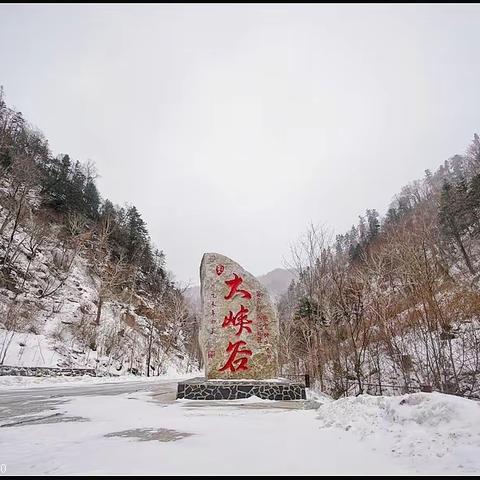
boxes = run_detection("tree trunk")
[146,320,153,377]
[449,217,475,274]
[95,297,103,325]
[454,232,475,274]
[21,256,33,290]
[0,210,12,235]
[2,193,24,266]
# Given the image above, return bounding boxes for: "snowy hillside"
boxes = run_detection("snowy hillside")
[0,93,200,378]
[0,213,194,377]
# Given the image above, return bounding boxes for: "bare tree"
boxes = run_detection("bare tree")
[0,300,33,365]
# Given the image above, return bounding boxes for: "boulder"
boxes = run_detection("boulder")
[199,252,279,380]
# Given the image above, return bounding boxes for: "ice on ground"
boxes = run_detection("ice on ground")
[316,392,480,474]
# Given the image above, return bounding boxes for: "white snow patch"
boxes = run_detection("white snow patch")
[0,329,63,368]
[316,392,480,474]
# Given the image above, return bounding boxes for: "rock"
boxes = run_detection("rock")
[79,301,96,315]
[122,311,137,328]
[199,252,279,380]
[134,304,156,320]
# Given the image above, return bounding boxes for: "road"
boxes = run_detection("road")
[0,379,178,426]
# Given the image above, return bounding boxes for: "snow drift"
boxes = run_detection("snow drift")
[316,392,480,474]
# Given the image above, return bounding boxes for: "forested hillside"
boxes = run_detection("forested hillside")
[0,88,200,375]
[279,135,480,399]
[4,82,480,397]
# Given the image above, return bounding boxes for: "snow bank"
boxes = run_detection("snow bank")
[316,392,480,474]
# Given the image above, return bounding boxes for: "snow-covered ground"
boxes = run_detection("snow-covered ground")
[0,368,199,390]
[1,379,478,475]
[317,392,480,474]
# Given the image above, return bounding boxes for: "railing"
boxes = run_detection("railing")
[279,373,310,388]
[344,380,431,397]
[277,370,438,397]
[0,365,97,377]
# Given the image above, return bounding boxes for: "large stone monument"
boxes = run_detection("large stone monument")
[177,253,305,400]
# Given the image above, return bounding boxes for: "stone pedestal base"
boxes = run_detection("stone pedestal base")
[176,377,306,400]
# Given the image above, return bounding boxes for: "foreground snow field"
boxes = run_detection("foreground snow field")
[0,379,479,475]
[317,392,480,475]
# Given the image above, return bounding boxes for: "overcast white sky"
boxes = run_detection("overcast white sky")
[1,3,480,285]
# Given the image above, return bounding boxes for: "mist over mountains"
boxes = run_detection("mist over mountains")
[185,267,297,307]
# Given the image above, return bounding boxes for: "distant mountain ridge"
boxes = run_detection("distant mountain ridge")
[257,268,297,300]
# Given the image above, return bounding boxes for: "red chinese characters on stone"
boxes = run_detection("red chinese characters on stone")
[224,273,252,300]
[219,273,254,373]
[222,305,252,336]
[216,264,225,276]
[218,340,252,372]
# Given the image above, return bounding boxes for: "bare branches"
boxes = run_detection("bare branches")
[280,194,480,398]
